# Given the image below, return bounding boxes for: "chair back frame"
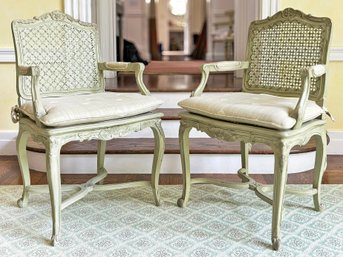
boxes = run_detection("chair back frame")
[12,11,104,106]
[243,8,332,107]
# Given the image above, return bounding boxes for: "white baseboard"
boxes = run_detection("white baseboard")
[327,131,343,154]
[1,130,342,175]
[27,151,315,175]
[0,131,17,155]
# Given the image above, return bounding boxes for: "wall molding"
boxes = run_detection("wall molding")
[3,47,343,63]
[0,131,17,155]
[0,48,15,62]
[329,47,343,61]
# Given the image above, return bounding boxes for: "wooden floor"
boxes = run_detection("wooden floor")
[1,155,342,185]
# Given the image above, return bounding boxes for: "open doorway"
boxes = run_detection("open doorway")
[155,0,206,60]
[64,0,278,62]
[122,0,258,62]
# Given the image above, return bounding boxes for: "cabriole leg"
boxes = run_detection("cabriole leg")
[313,132,327,212]
[177,124,192,208]
[97,140,107,185]
[271,146,289,250]
[150,121,165,206]
[240,141,251,182]
[16,129,30,208]
[46,139,62,246]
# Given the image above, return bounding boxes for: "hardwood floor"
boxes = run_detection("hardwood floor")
[1,155,342,185]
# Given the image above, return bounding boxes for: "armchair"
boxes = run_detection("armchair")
[177,8,331,250]
[11,11,165,245]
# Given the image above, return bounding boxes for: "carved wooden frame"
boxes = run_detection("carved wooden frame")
[177,8,331,251]
[11,11,165,246]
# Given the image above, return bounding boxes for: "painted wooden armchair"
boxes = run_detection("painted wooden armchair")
[177,8,331,250]
[11,11,165,245]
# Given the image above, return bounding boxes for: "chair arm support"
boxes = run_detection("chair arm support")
[192,61,249,97]
[98,62,151,96]
[292,64,326,129]
[17,65,46,127]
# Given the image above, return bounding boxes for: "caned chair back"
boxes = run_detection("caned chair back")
[12,11,104,104]
[243,8,331,106]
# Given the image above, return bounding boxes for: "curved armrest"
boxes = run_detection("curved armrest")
[99,62,150,96]
[292,64,326,129]
[17,65,46,126]
[192,61,249,97]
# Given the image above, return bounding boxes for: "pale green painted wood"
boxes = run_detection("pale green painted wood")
[45,140,62,246]
[150,122,166,206]
[177,125,192,208]
[177,8,332,251]
[96,140,107,185]
[16,129,30,208]
[11,11,165,246]
[313,131,327,211]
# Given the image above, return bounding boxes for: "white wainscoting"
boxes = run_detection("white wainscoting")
[1,130,342,174]
[1,130,343,155]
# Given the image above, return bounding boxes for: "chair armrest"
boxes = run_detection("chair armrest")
[18,65,39,76]
[98,62,151,96]
[17,65,46,126]
[292,64,326,129]
[192,61,249,97]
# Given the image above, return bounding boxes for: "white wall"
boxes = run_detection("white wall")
[234,0,259,63]
[122,0,149,59]
[206,0,235,60]
[156,0,169,52]
[187,0,206,53]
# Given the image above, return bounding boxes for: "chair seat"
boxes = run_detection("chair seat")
[21,92,163,127]
[178,92,324,130]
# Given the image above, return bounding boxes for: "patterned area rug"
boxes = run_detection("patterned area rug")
[0,185,342,257]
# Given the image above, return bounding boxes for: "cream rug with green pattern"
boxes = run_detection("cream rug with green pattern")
[0,185,342,257]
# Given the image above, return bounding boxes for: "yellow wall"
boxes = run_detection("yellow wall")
[279,0,343,130]
[0,0,63,130]
[0,1,342,131]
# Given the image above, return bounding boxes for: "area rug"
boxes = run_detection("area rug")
[0,185,342,257]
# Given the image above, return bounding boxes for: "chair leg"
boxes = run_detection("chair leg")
[177,125,192,208]
[96,140,107,185]
[271,146,289,251]
[150,122,165,206]
[240,141,251,182]
[16,130,30,208]
[45,140,62,246]
[313,132,327,212]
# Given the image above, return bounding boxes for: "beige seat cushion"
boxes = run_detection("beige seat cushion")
[178,92,324,130]
[21,92,163,127]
